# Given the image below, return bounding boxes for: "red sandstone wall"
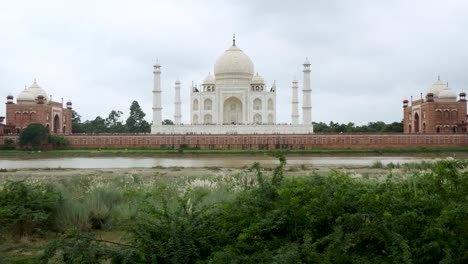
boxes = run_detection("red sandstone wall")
[5,103,72,134]
[2,134,467,150]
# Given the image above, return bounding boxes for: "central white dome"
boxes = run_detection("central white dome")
[28,80,48,101]
[214,45,254,80]
[427,78,446,97]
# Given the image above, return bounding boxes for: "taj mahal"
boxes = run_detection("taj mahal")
[151,36,314,134]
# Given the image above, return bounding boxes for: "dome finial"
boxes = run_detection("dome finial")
[233,33,236,46]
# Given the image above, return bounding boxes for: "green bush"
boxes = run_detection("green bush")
[2,138,16,150]
[48,135,70,148]
[55,186,125,232]
[19,123,49,150]
[0,180,62,237]
[19,158,468,263]
[126,159,467,263]
[39,228,133,263]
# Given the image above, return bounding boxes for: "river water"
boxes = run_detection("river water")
[0,155,450,169]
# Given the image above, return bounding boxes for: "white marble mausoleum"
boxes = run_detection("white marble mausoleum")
[151,37,314,134]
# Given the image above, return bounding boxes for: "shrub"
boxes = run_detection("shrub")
[370,160,384,168]
[39,228,134,263]
[48,135,70,148]
[55,186,124,232]
[19,123,49,150]
[0,180,62,237]
[2,138,16,150]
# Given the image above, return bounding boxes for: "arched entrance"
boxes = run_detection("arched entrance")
[414,112,420,133]
[53,114,60,134]
[223,97,243,124]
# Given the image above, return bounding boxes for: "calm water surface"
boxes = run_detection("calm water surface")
[0,155,445,169]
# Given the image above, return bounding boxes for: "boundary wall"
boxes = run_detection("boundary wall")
[2,134,468,150]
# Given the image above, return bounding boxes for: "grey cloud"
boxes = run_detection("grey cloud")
[1,0,467,125]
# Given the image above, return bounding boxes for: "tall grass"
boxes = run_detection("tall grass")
[2,157,467,263]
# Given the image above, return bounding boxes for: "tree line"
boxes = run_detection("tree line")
[313,120,403,133]
[72,101,151,133]
[71,101,403,134]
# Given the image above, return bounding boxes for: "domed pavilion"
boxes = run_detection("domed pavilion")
[3,79,73,134]
[403,76,467,134]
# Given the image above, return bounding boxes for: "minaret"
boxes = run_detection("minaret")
[302,58,312,125]
[174,79,181,125]
[291,79,299,125]
[152,62,162,131]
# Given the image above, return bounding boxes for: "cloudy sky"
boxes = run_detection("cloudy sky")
[1,0,467,125]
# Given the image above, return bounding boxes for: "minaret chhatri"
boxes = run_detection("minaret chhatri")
[291,79,299,125]
[152,61,162,131]
[174,79,181,125]
[302,58,312,125]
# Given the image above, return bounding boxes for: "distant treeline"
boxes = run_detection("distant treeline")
[72,101,151,134]
[313,121,403,133]
[72,102,403,134]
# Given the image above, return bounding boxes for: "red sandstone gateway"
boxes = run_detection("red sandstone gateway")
[2,80,73,135]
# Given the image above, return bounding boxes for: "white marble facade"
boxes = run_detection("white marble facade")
[151,37,313,134]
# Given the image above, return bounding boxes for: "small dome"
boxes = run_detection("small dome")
[28,80,48,101]
[427,78,446,97]
[303,57,311,65]
[175,79,181,85]
[438,87,457,99]
[7,94,13,99]
[203,73,215,85]
[66,100,72,105]
[251,73,265,84]
[17,89,35,102]
[214,44,254,80]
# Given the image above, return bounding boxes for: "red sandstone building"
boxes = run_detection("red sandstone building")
[403,77,467,134]
[1,80,73,135]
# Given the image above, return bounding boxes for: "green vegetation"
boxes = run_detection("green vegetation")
[163,119,174,125]
[0,157,466,263]
[0,180,61,238]
[19,123,49,150]
[126,100,151,133]
[48,135,70,148]
[1,138,15,150]
[72,100,151,133]
[13,124,70,150]
[313,120,403,133]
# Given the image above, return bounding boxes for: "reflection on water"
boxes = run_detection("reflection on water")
[0,155,436,169]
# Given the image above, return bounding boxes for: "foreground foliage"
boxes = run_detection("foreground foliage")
[1,158,466,263]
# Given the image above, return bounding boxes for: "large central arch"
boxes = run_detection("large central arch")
[223,97,243,124]
[414,112,420,133]
[53,114,60,134]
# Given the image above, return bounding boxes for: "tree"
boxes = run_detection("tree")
[106,110,128,133]
[71,110,85,133]
[19,123,49,150]
[105,110,123,127]
[83,116,107,133]
[162,119,174,125]
[126,101,150,133]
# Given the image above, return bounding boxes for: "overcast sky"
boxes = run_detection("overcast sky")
[1,0,467,125]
